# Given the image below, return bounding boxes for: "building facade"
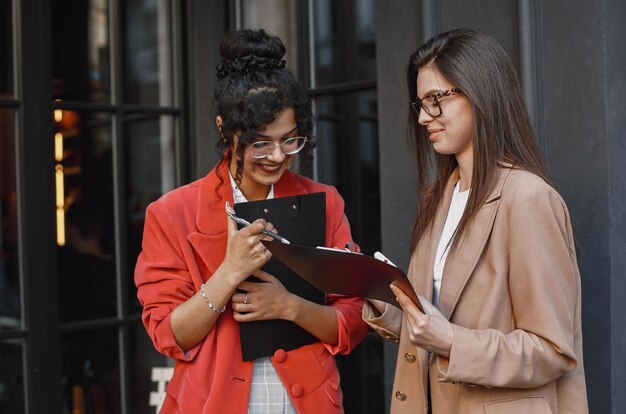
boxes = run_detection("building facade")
[0,0,624,413]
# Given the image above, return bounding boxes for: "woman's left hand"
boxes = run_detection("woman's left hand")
[231,270,294,322]
[390,284,454,357]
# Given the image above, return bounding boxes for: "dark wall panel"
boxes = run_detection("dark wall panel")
[606,0,626,412]
[375,0,422,410]
[440,0,520,71]
[188,1,226,179]
[375,1,421,270]
[541,2,611,411]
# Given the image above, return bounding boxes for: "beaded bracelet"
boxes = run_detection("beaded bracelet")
[200,283,226,313]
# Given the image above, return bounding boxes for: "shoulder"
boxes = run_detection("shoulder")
[146,176,205,219]
[502,169,563,204]
[284,171,346,219]
[287,171,343,200]
[500,168,570,223]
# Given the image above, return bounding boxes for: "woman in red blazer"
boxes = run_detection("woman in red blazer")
[134,29,368,413]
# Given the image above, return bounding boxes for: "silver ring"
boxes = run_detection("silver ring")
[244,293,249,305]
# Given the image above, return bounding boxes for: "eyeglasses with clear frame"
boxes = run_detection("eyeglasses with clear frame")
[247,136,308,159]
[410,88,462,118]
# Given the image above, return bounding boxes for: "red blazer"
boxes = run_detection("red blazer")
[135,161,369,413]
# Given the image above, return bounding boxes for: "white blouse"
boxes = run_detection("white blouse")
[228,172,296,414]
[433,182,469,307]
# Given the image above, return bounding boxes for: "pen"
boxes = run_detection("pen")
[226,210,291,244]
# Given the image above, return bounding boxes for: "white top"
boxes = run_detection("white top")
[229,171,275,203]
[433,182,469,307]
[228,171,296,413]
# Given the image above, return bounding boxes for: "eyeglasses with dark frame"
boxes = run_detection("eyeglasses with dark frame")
[247,136,308,159]
[410,88,462,118]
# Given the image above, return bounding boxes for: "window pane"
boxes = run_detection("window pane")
[0,0,13,98]
[122,0,174,106]
[52,0,111,102]
[313,0,376,86]
[0,109,20,328]
[124,114,176,313]
[314,90,380,254]
[354,89,380,254]
[61,328,121,414]
[0,340,25,413]
[241,0,299,76]
[54,111,117,323]
[129,322,172,413]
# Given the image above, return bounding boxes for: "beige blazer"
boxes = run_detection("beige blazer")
[365,165,588,413]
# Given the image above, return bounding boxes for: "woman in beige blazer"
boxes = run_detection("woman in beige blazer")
[364,29,588,413]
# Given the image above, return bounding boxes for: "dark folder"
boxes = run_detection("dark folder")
[234,192,326,361]
[261,241,424,312]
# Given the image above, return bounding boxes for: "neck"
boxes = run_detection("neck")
[455,151,473,192]
[241,182,270,201]
[228,159,270,201]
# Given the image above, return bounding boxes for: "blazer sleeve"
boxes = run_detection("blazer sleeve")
[362,300,402,340]
[437,185,579,388]
[134,201,202,361]
[322,186,370,355]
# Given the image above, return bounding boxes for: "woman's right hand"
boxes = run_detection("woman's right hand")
[219,202,273,285]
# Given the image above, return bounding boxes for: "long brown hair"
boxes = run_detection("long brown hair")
[408,28,550,253]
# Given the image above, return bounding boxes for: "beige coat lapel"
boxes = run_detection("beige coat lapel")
[437,166,512,320]
[404,177,457,408]
[410,171,459,301]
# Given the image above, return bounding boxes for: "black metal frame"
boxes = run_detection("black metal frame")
[14,0,62,412]
[1,0,190,412]
[295,1,383,413]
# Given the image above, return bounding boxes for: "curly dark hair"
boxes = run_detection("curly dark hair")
[213,29,315,194]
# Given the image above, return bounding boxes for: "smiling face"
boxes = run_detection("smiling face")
[416,65,474,166]
[229,108,299,200]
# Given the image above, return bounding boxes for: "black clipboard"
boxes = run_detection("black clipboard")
[234,192,326,361]
[261,241,423,312]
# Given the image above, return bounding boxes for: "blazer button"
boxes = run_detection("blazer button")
[291,384,304,398]
[404,352,416,363]
[395,391,407,401]
[273,349,286,363]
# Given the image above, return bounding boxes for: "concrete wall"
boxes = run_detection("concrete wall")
[605,0,626,411]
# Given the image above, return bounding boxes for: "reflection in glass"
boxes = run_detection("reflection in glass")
[54,111,117,323]
[122,0,174,105]
[0,340,25,413]
[315,96,340,186]
[52,0,110,102]
[130,322,172,413]
[314,90,380,254]
[313,0,376,86]
[124,114,176,313]
[62,328,121,414]
[241,0,298,75]
[0,0,13,98]
[0,109,20,328]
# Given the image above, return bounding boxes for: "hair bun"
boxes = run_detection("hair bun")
[216,54,286,80]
